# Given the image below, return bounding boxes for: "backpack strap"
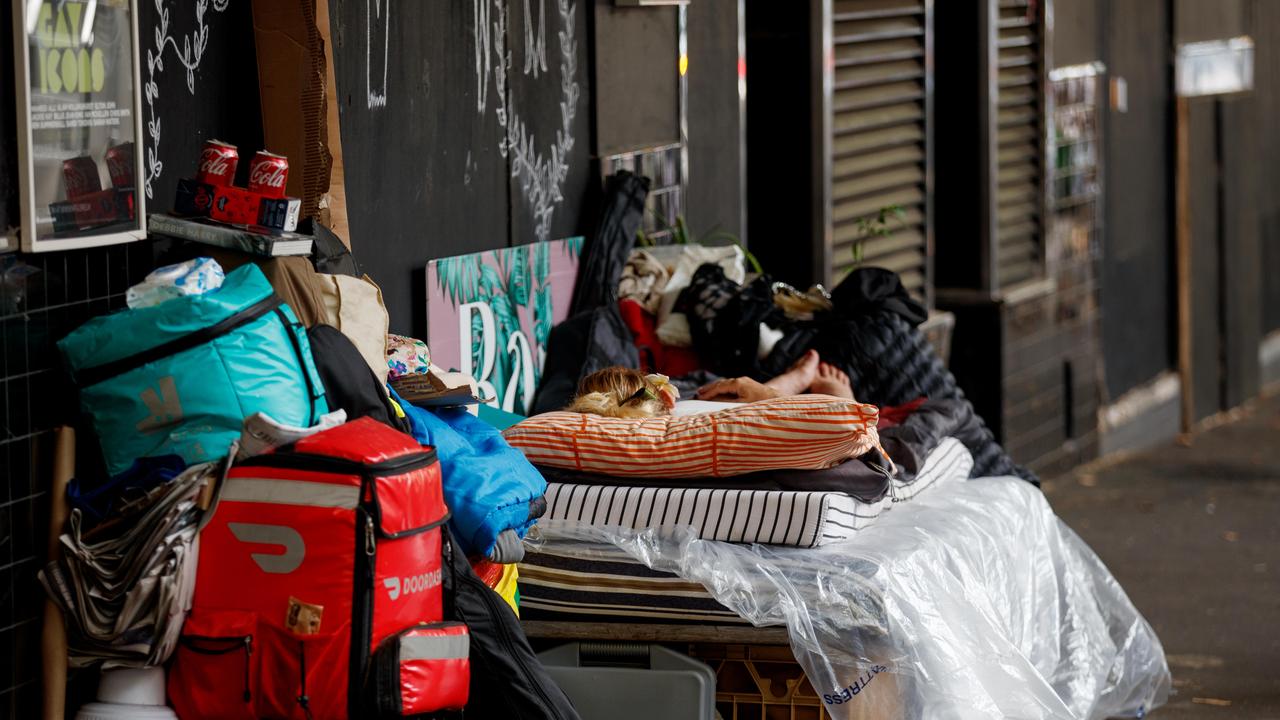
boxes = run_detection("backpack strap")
[274,307,326,426]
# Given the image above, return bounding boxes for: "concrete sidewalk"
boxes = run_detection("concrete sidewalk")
[1044,393,1280,719]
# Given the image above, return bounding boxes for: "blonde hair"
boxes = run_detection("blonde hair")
[568,367,672,418]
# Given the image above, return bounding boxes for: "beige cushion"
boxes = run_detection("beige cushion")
[316,273,389,385]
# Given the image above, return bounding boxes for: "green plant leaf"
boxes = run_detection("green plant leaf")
[534,284,553,348]
[734,241,764,275]
[479,263,503,298]
[489,295,519,401]
[469,309,486,375]
[533,241,551,287]
[507,245,531,307]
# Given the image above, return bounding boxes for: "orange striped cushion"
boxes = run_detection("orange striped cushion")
[503,395,882,478]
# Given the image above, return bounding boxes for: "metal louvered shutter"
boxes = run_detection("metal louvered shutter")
[994,0,1046,288]
[828,0,932,301]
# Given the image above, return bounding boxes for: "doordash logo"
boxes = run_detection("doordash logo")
[228,523,306,574]
[383,569,443,601]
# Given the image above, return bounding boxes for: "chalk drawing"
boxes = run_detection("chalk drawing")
[472,0,579,243]
[142,0,231,199]
[523,0,547,78]
[367,0,390,109]
[473,0,494,113]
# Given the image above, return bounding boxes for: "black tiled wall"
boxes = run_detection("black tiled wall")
[0,243,154,714]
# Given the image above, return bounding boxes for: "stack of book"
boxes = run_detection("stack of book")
[148,214,314,257]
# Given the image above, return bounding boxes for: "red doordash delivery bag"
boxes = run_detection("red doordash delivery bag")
[168,417,468,718]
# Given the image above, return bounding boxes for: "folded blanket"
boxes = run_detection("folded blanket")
[880,397,979,481]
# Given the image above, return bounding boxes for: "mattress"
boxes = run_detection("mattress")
[541,437,972,548]
[518,543,747,624]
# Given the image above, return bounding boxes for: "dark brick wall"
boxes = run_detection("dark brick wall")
[0,243,155,714]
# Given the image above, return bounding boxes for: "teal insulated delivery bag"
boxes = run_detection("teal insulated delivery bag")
[59,264,329,475]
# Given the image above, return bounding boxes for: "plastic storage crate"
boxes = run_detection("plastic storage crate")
[539,642,716,720]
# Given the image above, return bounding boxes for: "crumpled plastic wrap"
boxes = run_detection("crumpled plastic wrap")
[527,476,1170,719]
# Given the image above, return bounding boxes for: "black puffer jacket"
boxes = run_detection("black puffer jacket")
[764,269,1037,484]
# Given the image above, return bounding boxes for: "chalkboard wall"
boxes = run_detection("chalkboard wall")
[330,0,593,337]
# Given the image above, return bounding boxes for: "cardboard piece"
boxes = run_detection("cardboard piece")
[315,0,350,246]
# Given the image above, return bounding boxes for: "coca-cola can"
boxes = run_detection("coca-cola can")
[247,150,289,199]
[197,139,239,187]
[62,156,102,200]
[104,141,135,189]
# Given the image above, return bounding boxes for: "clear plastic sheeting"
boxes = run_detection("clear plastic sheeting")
[527,476,1171,719]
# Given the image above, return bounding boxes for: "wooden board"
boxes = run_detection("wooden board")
[316,0,350,245]
[1174,0,1249,45]
[592,1,680,156]
[686,0,745,242]
[1051,0,1100,69]
[521,620,791,645]
[1219,96,1262,409]
[1258,1,1280,335]
[1188,100,1221,421]
[1101,0,1175,400]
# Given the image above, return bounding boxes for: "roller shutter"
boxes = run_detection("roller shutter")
[828,0,931,300]
[993,0,1046,288]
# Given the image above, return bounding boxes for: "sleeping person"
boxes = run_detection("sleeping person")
[567,349,856,419]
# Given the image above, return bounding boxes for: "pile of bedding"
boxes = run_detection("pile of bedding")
[538,219,1034,484]
[506,395,975,624]
[529,476,1171,720]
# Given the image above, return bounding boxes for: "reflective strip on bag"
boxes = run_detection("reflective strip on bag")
[400,632,469,662]
[221,478,360,508]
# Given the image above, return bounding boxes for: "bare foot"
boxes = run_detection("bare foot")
[809,362,855,400]
[764,349,820,396]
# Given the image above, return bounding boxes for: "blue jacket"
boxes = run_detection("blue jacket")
[393,390,547,557]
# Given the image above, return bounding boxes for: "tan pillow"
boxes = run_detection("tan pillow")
[316,273,390,385]
[504,395,881,478]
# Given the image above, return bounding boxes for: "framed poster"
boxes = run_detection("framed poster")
[9,0,147,252]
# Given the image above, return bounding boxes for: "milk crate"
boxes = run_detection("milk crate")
[685,643,903,720]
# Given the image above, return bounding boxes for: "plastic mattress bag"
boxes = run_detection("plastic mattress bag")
[527,476,1170,719]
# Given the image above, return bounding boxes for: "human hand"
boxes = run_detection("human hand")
[695,377,783,402]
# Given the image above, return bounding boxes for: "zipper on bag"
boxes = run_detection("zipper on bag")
[349,507,377,719]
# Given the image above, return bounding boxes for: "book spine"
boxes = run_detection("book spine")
[148,216,264,255]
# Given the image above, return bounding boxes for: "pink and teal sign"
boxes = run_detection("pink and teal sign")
[425,238,583,415]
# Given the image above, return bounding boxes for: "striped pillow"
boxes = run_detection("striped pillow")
[503,395,881,478]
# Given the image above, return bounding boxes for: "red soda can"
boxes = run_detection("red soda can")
[247,150,289,198]
[197,139,239,187]
[104,141,135,189]
[62,156,102,200]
